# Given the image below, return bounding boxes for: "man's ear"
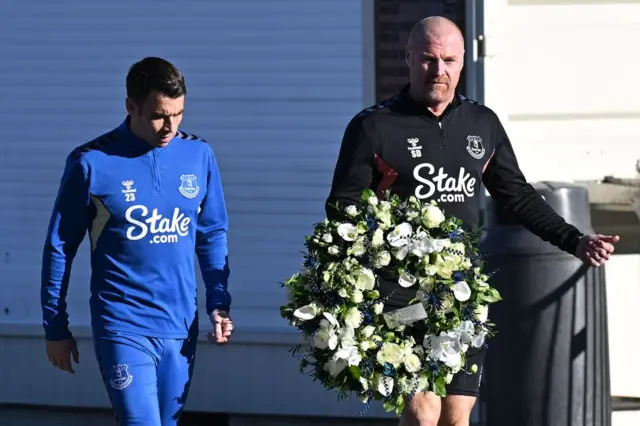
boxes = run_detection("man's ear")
[125,98,137,115]
[405,45,411,68]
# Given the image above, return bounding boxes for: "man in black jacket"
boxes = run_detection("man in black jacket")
[326,16,619,426]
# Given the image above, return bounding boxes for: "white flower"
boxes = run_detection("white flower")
[350,289,364,303]
[472,330,487,348]
[377,375,394,396]
[373,303,384,315]
[404,353,422,373]
[324,358,348,377]
[452,281,471,301]
[379,201,392,211]
[339,325,357,347]
[293,303,318,321]
[344,307,362,329]
[474,305,489,323]
[361,325,375,338]
[440,293,455,313]
[421,204,446,228]
[371,228,384,247]
[424,332,463,369]
[334,345,362,367]
[373,251,391,268]
[419,276,435,291]
[355,268,375,291]
[321,233,333,243]
[375,209,392,229]
[327,245,340,256]
[345,205,359,217]
[398,272,417,288]
[376,342,405,367]
[338,288,349,298]
[457,320,476,346]
[368,195,379,207]
[349,242,366,257]
[386,223,413,248]
[337,223,358,242]
[313,327,338,350]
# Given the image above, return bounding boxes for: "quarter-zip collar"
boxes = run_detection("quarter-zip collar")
[114,116,164,193]
[115,116,172,156]
[393,83,462,119]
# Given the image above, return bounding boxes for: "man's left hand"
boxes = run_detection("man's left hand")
[576,234,620,267]
[208,309,234,345]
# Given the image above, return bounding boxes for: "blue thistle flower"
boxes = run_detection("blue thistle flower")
[383,362,396,376]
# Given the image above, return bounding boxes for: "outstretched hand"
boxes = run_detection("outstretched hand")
[207,310,234,345]
[576,234,620,267]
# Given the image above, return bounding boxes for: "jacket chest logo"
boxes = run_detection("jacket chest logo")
[407,138,422,158]
[179,174,200,199]
[466,135,485,159]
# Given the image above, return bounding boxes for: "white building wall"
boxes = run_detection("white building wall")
[483,1,640,425]
[0,0,398,420]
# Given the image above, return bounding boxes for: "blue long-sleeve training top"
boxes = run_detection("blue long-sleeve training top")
[41,117,231,341]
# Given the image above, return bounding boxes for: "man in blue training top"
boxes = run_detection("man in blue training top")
[41,56,234,425]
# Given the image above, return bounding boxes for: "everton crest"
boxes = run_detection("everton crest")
[179,174,200,199]
[109,364,133,390]
[466,135,485,159]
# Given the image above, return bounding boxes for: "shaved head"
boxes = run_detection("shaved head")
[405,16,465,114]
[407,16,464,51]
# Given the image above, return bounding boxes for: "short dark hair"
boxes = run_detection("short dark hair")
[126,57,187,104]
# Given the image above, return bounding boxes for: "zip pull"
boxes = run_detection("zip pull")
[438,121,447,148]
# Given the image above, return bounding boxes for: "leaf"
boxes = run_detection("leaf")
[362,188,376,202]
[349,365,361,380]
[434,376,447,397]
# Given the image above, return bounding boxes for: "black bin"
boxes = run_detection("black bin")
[480,182,611,426]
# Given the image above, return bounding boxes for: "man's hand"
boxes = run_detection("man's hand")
[46,338,80,374]
[207,309,234,345]
[576,234,620,267]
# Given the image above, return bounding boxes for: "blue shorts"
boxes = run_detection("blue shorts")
[93,331,198,426]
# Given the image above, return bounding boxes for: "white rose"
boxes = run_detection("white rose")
[349,242,366,257]
[359,341,370,352]
[373,303,384,315]
[345,205,359,217]
[344,307,363,329]
[373,251,391,268]
[421,204,446,228]
[440,293,455,314]
[371,228,384,247]
[355,268,375,291]
[376,342,405,367]
[368,195,379,207]
[361,325,375,338]
[337,223,358,241]
[403,353,422,373]
[327,245,340,256]
[350,289,364,304]
[474,305,489,323]
[338,288,349,298]
[321,233,333,243]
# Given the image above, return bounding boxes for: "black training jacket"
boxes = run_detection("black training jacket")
[325,84,584,307]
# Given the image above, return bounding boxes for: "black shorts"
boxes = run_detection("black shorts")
[382,291,486,397]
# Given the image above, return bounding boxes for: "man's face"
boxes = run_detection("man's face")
[126,90,185,147]
[406,29,464,105]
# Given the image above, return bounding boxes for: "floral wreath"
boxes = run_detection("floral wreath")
[280,189,501,415]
